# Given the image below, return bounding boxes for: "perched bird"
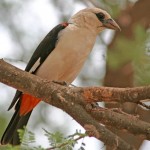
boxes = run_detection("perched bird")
[1,7,120,145]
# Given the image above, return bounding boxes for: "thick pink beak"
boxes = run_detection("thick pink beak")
[103,18,121,31]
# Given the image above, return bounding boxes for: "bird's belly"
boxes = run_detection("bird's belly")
[57,60,84,83]
[35,27,96,83]
[35,49,88,83]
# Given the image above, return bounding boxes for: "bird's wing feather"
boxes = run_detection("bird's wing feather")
[25,23,68,72]
[8,23,68,110]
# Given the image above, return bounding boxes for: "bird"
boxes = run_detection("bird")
[1,7,120,145]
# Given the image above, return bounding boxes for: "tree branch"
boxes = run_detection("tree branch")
[87,107,150,140]
[1,59,150,149]
[1,59,150,105]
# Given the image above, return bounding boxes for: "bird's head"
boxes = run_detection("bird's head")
[69,8,120,34]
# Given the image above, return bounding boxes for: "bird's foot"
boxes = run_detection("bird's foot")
[52,80,77,87]
[52,80,68,86]
[86,102,103,112]
[70,83,77,87]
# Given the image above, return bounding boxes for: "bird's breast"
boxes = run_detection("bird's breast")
[36,26,96,83]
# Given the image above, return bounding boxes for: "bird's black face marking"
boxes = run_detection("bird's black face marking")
[96,12,105,22]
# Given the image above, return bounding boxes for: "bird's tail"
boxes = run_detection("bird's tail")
[0,101,32,145]
[1,94,40,145]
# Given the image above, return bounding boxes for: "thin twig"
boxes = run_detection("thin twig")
[47,134,86,150]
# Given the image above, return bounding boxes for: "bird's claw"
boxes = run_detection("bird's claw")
[52,80,77,87]
[52,80,68,86]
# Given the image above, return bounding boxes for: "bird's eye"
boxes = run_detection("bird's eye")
[96,12,105,21]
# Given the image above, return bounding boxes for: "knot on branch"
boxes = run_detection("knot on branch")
[84,124,100,139]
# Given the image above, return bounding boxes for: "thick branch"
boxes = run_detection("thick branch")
[0,59,150,105]
[1,59,150,149]
[58,102,134,150]
[87,107,150,140]
[82,86,150,104]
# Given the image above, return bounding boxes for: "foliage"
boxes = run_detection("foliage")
[44,129,86,150]
[0,128,87,150]
[108,25,148,68]
[107,25,150,85]
[134,29,150,85]
[18,127,36,148]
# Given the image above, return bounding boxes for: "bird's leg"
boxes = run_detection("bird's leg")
[70,83,77,87]
[52,80,68,86]
[86,102,105,112]
[52,80,77,87]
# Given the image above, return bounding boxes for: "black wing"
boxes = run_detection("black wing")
[8,23,68,110]
[25,23,67,72]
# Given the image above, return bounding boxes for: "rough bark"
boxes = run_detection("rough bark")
[1,59,150,149]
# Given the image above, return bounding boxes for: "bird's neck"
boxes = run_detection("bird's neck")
[69,16,99,35]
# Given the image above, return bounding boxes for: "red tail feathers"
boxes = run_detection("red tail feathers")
[20,94,41,116]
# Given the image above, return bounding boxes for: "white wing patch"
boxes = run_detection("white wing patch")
[29,58,41,73]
